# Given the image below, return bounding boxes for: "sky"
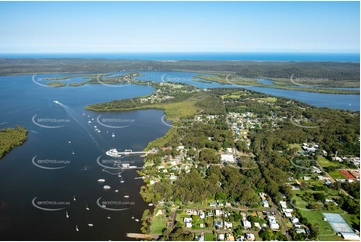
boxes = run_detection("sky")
[0,1,359,53]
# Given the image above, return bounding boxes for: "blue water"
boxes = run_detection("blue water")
[0,52,359,62]
[0,74,170,240]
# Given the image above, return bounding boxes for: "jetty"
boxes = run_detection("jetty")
[126,233,159,239]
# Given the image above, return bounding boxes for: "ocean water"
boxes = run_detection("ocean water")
[0,52,359,62]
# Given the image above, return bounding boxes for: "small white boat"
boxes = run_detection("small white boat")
[115,190,119,193]
[72,151,74,155]
[118,174,122,177]
[148,203,153,206]
[98,130,101,133]
[66,211,69,218]
[102,205,106,208]
[107,216,111,219]
[135,219,139,222]
[73,196,76,201]
[124,195,129,198]
[68,141,71,143]
[112,132,115,137]
[94,125,97,128]
[54,100,60,104]
[76,225,79,231]
[88,224,94,227]
[86,203,89,210]
[131,216,134,219]
[98,179,105,183]
[88,121,91,123]
[103,185,111,190]
[92,118,94,120]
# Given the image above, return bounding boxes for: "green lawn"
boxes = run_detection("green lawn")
[328,170,346,179]
[205,233,215,241]
[259,97,277,103]
[288,143,302,150]
[317,157,343,168]
[150,212,167,234]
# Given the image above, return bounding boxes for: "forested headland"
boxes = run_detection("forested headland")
[0,126,28,159]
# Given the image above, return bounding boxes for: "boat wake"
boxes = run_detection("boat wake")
[55,101,107,152]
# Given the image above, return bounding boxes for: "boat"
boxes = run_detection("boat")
[118,174,122,177]
[124,195,129,198]
[76,225,79,231]
[66,211,69,218]
[106,149,121,158]
[112,132,115,137]
[115,190,119,193]
[91,118,94,120]
[68,141,71,143]
[97,130,101,133]
[98,179,105,183]
[88,224,93,227]
[148,203,153,206]
[83,111,85,115]
[107,130,109,133]
[94,125,97,128]
[54,100,60,104]
[86,203,89,210]
[103,185,111,190]
[73,196,76,201]
[88,121,91,123]
[102,205,106,208]
[135,219,139,222]
[72,151,74,155]
[131,216,134,219]
[107,215,111,219]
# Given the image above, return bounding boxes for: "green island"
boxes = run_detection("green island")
[0,126,28,159]
[194,74,360,95]
[46,81,67,87]
[69,72,140,87]
[87,78,360,241]
[42,75,76,81]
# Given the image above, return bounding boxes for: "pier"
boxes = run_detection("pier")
[126,233,159,239]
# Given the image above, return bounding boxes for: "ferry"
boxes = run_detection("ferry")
[98,179,105,183]
[106,149,121,158]
[103,185,111,190]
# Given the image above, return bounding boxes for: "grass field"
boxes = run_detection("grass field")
[328,170,347,179]
[317,157,343,168]
[259,97,277,102]
[291,191,355,241]
[150,211,167,234]
[288,143,302,150]
[205,233,215,241]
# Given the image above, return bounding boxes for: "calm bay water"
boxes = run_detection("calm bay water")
[0,70,359,240]
[0,74,170,240]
